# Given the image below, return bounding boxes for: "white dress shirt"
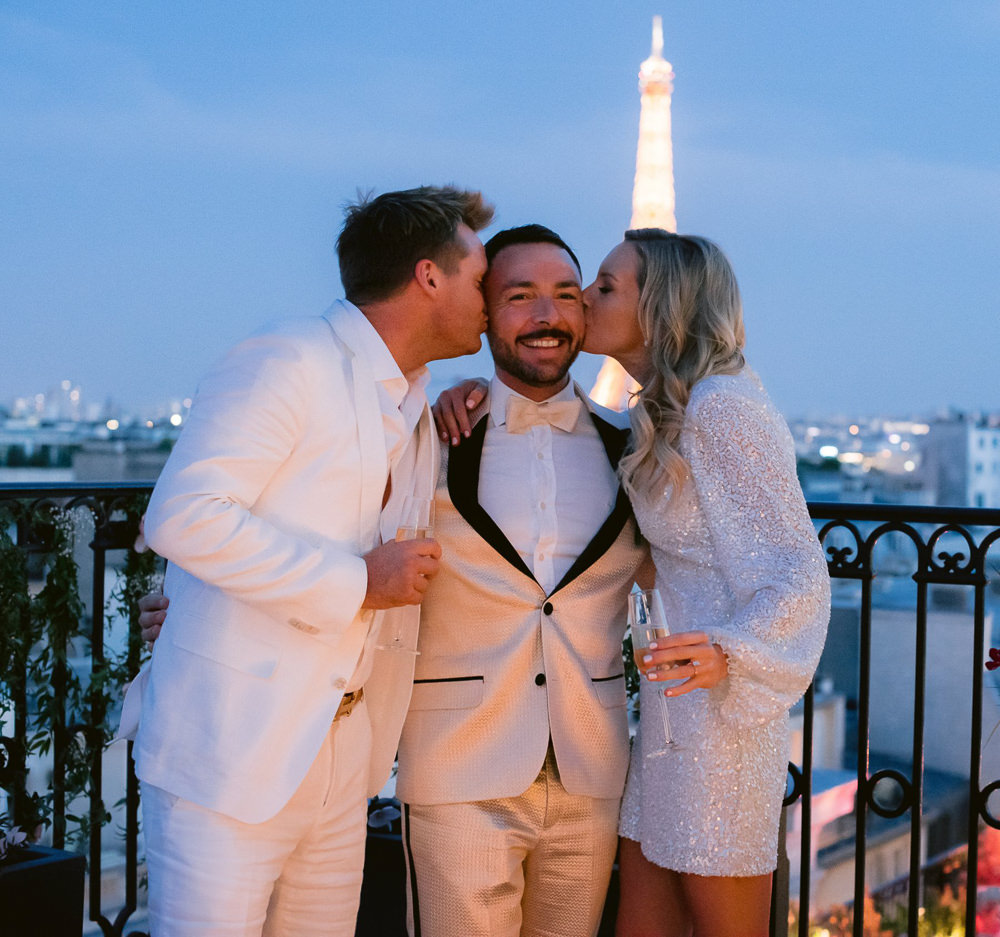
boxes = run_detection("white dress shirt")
[343,305,431,544]
[479,376,619,594]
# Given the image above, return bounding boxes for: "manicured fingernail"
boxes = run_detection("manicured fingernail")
[451,437,459,446]
[463,430,470,438]
[664,689,674,697]
[466,398,476,409]
[648,672,659,681]
[642,654,653,664]
[648,642,658,651]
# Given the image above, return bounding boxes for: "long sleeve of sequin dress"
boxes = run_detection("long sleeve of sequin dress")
[617,370,830,876]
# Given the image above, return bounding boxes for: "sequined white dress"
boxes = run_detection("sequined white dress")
[618,369,830,876]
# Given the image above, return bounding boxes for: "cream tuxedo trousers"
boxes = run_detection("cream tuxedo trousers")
[403,746,620,937]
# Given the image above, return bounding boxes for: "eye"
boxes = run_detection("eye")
[598,286,612,295]
[508,292,530,301]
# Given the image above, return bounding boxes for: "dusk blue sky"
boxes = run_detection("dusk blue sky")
[2,1,998,418]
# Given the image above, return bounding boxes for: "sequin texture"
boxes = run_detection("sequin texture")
[618,369,830,876]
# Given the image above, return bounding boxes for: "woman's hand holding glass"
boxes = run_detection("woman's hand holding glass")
[635,630,729,697]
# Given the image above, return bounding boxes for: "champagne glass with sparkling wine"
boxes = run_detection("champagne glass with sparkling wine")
[628,588,676,757]
[376,496,434,653]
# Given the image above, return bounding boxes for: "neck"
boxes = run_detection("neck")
[494,370,571,402]
[357,300,426,374]
[613,347,655,386]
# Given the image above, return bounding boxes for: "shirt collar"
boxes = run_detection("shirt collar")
[490,375,580,428]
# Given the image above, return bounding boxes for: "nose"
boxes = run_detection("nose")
[531,296,556,325]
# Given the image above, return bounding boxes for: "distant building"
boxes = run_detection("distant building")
[921,413,1000,508]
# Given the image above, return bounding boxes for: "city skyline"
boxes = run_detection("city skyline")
[2,2,998,419]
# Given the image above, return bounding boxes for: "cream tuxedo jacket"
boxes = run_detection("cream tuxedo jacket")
[128,300,436,823]
[395,388,648,805]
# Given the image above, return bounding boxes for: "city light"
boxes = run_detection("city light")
[170,414,183,426]
[106,419,119,431]
[819,445,839,458]
[849,425,860,435]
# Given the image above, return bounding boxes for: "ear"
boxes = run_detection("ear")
[413,258,440,298]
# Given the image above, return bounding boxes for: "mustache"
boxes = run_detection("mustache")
[516,329,576,343]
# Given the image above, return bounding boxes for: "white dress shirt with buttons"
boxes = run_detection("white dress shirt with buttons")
[479,376,619,594]
[343,309,431,543]
[342,310,431,688]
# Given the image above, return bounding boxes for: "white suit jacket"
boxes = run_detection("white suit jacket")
[125,300,437,823]
[395,387,648,805]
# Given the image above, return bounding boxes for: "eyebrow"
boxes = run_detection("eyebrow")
[502,279,581,290]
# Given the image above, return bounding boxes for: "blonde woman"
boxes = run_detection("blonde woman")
[580,229,829,937]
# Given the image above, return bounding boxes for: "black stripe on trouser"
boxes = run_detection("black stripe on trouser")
[403,802,421,937]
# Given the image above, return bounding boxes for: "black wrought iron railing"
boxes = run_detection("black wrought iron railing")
[2,483,1000,937]
[785,502,1000,937]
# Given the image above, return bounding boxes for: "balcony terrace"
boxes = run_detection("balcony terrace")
[2,482,1000,937]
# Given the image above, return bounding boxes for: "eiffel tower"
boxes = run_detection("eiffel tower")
[590,15,677,409]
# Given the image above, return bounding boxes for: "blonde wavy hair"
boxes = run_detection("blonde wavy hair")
[618,230,746,501]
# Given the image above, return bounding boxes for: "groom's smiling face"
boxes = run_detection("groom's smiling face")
[484,242,585,399]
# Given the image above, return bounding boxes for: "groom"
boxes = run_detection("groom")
[124,186,493,937]
[396,225,648,937]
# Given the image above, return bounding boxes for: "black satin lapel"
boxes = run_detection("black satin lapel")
[551,411,634,594]
[447,417,536,582]
[591,410,631,469]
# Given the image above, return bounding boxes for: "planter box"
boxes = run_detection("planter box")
[0,845,86,937]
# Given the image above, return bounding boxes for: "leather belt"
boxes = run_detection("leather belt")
[334,687,364,722]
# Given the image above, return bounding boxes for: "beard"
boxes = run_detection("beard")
[487,328,582,388]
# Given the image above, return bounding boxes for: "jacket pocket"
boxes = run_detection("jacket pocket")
[408,676,484,711]
[170,619,281,679]
[592,673,626,709]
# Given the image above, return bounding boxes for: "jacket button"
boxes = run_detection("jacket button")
[542,602,553,615]
[535,673,546,686]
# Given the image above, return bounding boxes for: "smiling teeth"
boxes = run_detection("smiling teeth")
[523,339,561,347]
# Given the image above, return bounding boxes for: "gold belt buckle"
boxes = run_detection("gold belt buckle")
[334,687,364,722]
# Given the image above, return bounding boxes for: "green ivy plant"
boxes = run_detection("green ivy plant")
[0,493,158,855]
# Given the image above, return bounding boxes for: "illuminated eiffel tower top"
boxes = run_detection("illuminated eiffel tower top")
[591,16,677,410]
[631,15,677,231]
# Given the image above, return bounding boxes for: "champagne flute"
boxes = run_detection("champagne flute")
[376,496,434,653]
[395,496,435,543]
[628,588,676,756]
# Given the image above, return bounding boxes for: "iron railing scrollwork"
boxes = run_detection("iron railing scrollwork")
[775,502,1000,937]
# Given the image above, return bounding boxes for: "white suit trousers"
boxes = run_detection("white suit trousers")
[143,698,373,937]
[403,746,620,937]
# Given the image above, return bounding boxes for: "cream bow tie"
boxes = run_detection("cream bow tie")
[505,396,582,434]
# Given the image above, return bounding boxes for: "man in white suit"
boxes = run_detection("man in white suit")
[126,186,493,937]
[396,226,649,937]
